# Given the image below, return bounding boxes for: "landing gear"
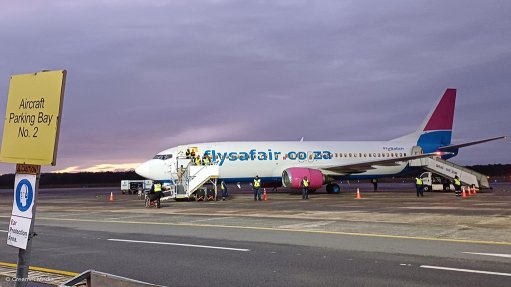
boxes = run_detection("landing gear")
[326,183,340,194]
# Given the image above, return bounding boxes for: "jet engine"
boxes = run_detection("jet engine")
[282,168,325,189]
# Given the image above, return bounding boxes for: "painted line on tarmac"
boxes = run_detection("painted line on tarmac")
[18,216,511,246]
[0,261,79,277]
[185,216,234,223]
[108,238,250,252]
[0,230,7,233]
[462,252,511,258]
[420,265,511,277]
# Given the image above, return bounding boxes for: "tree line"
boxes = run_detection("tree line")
[0,171,143,188]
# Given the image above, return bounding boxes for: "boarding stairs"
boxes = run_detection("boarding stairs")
[165,158,220,200]
[409,157,490,189]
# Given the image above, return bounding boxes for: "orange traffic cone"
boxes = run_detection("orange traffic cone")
[472,186,477,195]
[263,188,267,201]
[467,187,472,196]
[109,192,114,201]
[355,188,362,199]
[462,187,466,198]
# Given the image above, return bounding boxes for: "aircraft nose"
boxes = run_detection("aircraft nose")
[135,161,151,178]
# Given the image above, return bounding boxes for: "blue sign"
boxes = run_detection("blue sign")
[15,179,33,212]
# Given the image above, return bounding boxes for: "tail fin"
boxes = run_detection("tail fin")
[392,89,456,153]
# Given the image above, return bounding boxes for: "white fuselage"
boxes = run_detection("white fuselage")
[135,140,415,183]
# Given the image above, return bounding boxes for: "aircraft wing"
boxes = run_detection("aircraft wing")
[315,152,446,175]
[437,136,508,152]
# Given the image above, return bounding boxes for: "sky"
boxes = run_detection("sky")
[0,0,509,174]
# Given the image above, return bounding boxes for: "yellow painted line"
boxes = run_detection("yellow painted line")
[0,261,78,277]
[28,216,511,246]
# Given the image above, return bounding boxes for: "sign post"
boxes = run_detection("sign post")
[1,70,66,287]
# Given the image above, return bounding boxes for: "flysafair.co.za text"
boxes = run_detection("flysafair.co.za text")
[204,149,333,166]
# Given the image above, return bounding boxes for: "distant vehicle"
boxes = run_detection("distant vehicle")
[135,88,505,193]
[420,172,454,192]
[120,180,153,194]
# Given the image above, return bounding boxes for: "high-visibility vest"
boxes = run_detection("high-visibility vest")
[254,178,261,188]
[454,178,461,186]
[303,179,309,187]
[415,178,423,185]
[195,157,201,165]
[221,181,226,190]
[154,183,162,192]
[203,157,210,165]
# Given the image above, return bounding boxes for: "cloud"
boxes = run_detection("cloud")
[0,0,509,173]
[52,163,140,173]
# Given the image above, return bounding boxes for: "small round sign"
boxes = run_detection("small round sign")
[15,178,34,212]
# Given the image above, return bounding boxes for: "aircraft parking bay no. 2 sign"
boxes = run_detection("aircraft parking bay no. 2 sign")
[1,69,66,280]
[0,70,66,165]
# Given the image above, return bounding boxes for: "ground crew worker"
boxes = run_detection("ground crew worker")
[301,176,310,200]
[185,149,191,159]
[253,175,262,201]
[149,181,163,208]
[415,176,423,197]
[203,154,210,165]
[371,178,378,192]
[454,175,462,197]
[221,180,228,200]
[195,155,201,166]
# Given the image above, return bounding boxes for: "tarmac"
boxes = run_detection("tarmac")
[0,182,510,286]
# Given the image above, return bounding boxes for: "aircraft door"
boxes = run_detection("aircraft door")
[411,146,423,156]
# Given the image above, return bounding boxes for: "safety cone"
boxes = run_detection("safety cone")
[263,188,267,201]
[467,187,472,196]
[462,187,466,198]
[109,192,114,201]
[355,188,362,199]
[472,186,477,195]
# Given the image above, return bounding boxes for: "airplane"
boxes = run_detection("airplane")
[135,88,506,193]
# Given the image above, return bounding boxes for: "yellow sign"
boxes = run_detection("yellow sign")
[0,70,66,165]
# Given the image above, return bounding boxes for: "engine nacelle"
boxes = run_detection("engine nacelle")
[282,168,325,189]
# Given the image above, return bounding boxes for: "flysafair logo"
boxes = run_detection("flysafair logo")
[204,149,332,166]
[383,146,405,152]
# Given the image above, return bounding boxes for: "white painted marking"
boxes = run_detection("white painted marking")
[420,265,511,277]
[462,252,511,258]
[186,216,233,223]
[0,230,8,233]
[108,238,250,252]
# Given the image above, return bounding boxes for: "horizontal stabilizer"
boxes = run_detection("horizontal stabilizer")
[438,136,508,152]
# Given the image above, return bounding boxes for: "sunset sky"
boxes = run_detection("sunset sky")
[0,0,509,174]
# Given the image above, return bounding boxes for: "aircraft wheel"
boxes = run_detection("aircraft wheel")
[423,186,430,192]
[331,183,340,194]
[326,184,333,194]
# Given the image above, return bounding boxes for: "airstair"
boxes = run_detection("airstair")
[165,156,220,200]
[409,157,490,189]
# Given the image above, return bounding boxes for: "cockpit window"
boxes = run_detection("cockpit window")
[153,154,173,160]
